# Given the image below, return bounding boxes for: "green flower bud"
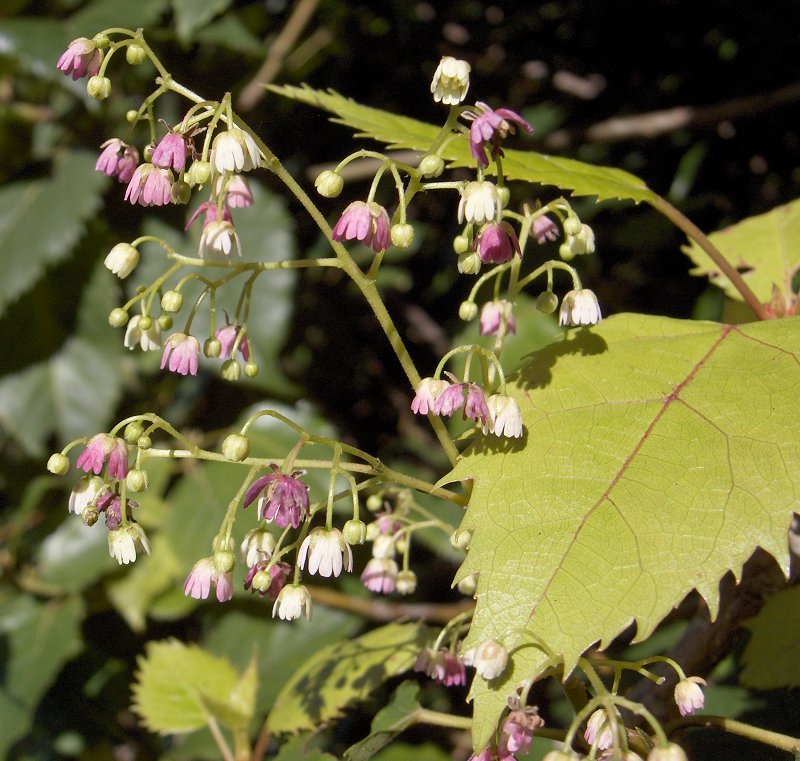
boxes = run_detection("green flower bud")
[536,291,559,314]
[457,251,481,275]
[47,453,70,475]
[125,42,147,65]
[87,75,111,100]
[396,570,417,595]
[126,469,149,492]
[137,315,152,331]
[92,33,111,48]
[458,301,478,321]
[82,506,99,527]
[204,338,222,358]
[143,143,155,162]
[563,215,582,236]
[453,234,470,254]
[108,308,129,327]
[222,433,250,462]
[126,109,139,123]
[244,361,259,378]
[158,314,173,330]
[559,241,574,261]
[161,290,183,313]
[137,435,152,450]
[457,572,478,596]
[366,493,384,512]
[390,223,414,248]
[314,169,344,198]
[221,359,241,382]
[170,180,191,205]
[214,550,235,573]
[647,745,688,761]
[189,160,211,186]
[418,154,444,178]
[497,186,511,208]
[124,421,145,444]
[343,519,368,545]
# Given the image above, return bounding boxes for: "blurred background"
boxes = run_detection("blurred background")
[1,1,799,759]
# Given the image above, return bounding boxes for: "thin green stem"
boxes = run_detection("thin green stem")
[672,715,800,754]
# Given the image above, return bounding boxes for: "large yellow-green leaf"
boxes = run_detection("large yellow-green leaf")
[683,198,800,303]
[269,85,657,204]
[740,586,800,689]
[268,622,430,734]
[446,313,799,749]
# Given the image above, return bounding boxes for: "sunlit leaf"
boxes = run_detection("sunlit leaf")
[446,313,799,748]
[268,622,431,734]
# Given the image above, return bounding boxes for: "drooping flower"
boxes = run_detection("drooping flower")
[361,557,399,594]
[68,475,105,514]
[458,181,502,225]
[466,102,533,168]
[216,324,250,361]
[461,639,508,680]
[561,223,595,259]
[57,37,102,80]
[410,377,450,415]
[480,300,516,336]
[198,220,241,257]
[646,744,689,761]
[183,557,216,600]
[499,708,545,757]
[674,676,706,717]
[104,242,139,279]
[483,394,523,438]
[124,163,173,206]
[160,333,200,375]
[414,647,467,687]
[240,527,276,567]
[584,708,613,750]
[430,56,471,105]
[474,222,521,264]
[532,214,559,244]
[244,559,291,600]
[331,201,391,253]
[297,528,353,578]
[95,139,139,184]
[124,315,162,351]
[186,200,233,230]
[151,131,189,172]
[211,127,261,174]
[217,174,254,208]
[433,382,489,425]
[244,469,309,529]
[273,583,312,620]
[108,523,150,565]
[558,289,602,327]
[76,434,128,479]
[95,491,133,530]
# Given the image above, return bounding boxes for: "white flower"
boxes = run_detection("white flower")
[646,744,688,761]
[458,180,502,224]
[461,638,508,680]
[273,584,312,620]
[558,289,602,327]
[561,223,595,260]
[297,528,353,578]
[104,243,139,279]
[430,56,471,105]
[68,475,105,514]
[199,220,241,257]
[483,394,523,438]
[240,528,276,567]
[212,128,260,174]
[584,708,613,750]
[674,676,706,716]
[108,523,150,565]
[124,315,162,351]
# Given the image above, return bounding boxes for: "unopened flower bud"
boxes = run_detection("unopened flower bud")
[126,469,149,492]
[314,169,344,198]
[137,315,152,331]
[137,435,152,450]
[170,180,191,205]
[188,160,211,186]
[396,570,417,595]
[47,453,70,475]
[87,75,111,100]
[93,33,110,48]
[221,359,241,381]
[542,752,579,761]
[450,529,472,550]
[82,506,99,527]
[244,361,259,378]
[204,338,222,358]
[453,234,470,254]
[158,314,173,330]
[536,291,559,314]
[214,550,235,574]
[391,223,414,248]
[366,493,384,512]
[343,518,368,545]
[459,301,478,321]
[457,251,481,275]
[222,433,250,462]
[419,154,444,178]
[142,143,155,162]
[457,572,478,596]
[647,744,688,761]
[497,186,511,208]
[563,215,582,236]
[126,109,139,123]
[124,421,144,444]
[161,290,183,313]
[108,308,129,327]
[125,42,147,65]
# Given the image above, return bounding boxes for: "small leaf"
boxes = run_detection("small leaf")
[172,0,234,43]
[131,639,242,733]
[269,85,657,204]
[268,622,431,734]
[682,198,800,303]
[740,586,800,689]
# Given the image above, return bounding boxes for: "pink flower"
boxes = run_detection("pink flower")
[244,559,291,601]
[432,382,489,425]
[584,708,613,750]
[124,163,173,206]
[499,709,545,757]
[161,333,200,375]
[410,377,449,415]
[151,132,189,172]
[244,469,309,529]
[532,214,559,244]
[95,492,138,530]
[414,648,467,687]
[332,201,391,253]
[216,324,250,361]
[76,434,129,479]
[183,557,232,602]
[474,222,521,264]
[361,557,398,594]
[479,300,516,336]
[57,37,102,80]
[96,139,139,184]
[467,103,533,168]
[674,676,706,716]
[217,175,253,208]
[186,200,233,230]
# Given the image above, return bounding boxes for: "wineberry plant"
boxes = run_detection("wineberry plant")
[4,9,800,761]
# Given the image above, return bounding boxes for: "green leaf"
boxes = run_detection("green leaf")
[132,639,247,733]
[446,313,799,749]
[0,594,84,756]
[273,734,339,761]
[268,622,431,734]
[68,0,170,34]
[0,150,109,316]
[682,198,800,303]
[269,85,657,204]
[344,681,420,761]
[740,586,800,689]
[372,744,458,761]
[172,0,234,43]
